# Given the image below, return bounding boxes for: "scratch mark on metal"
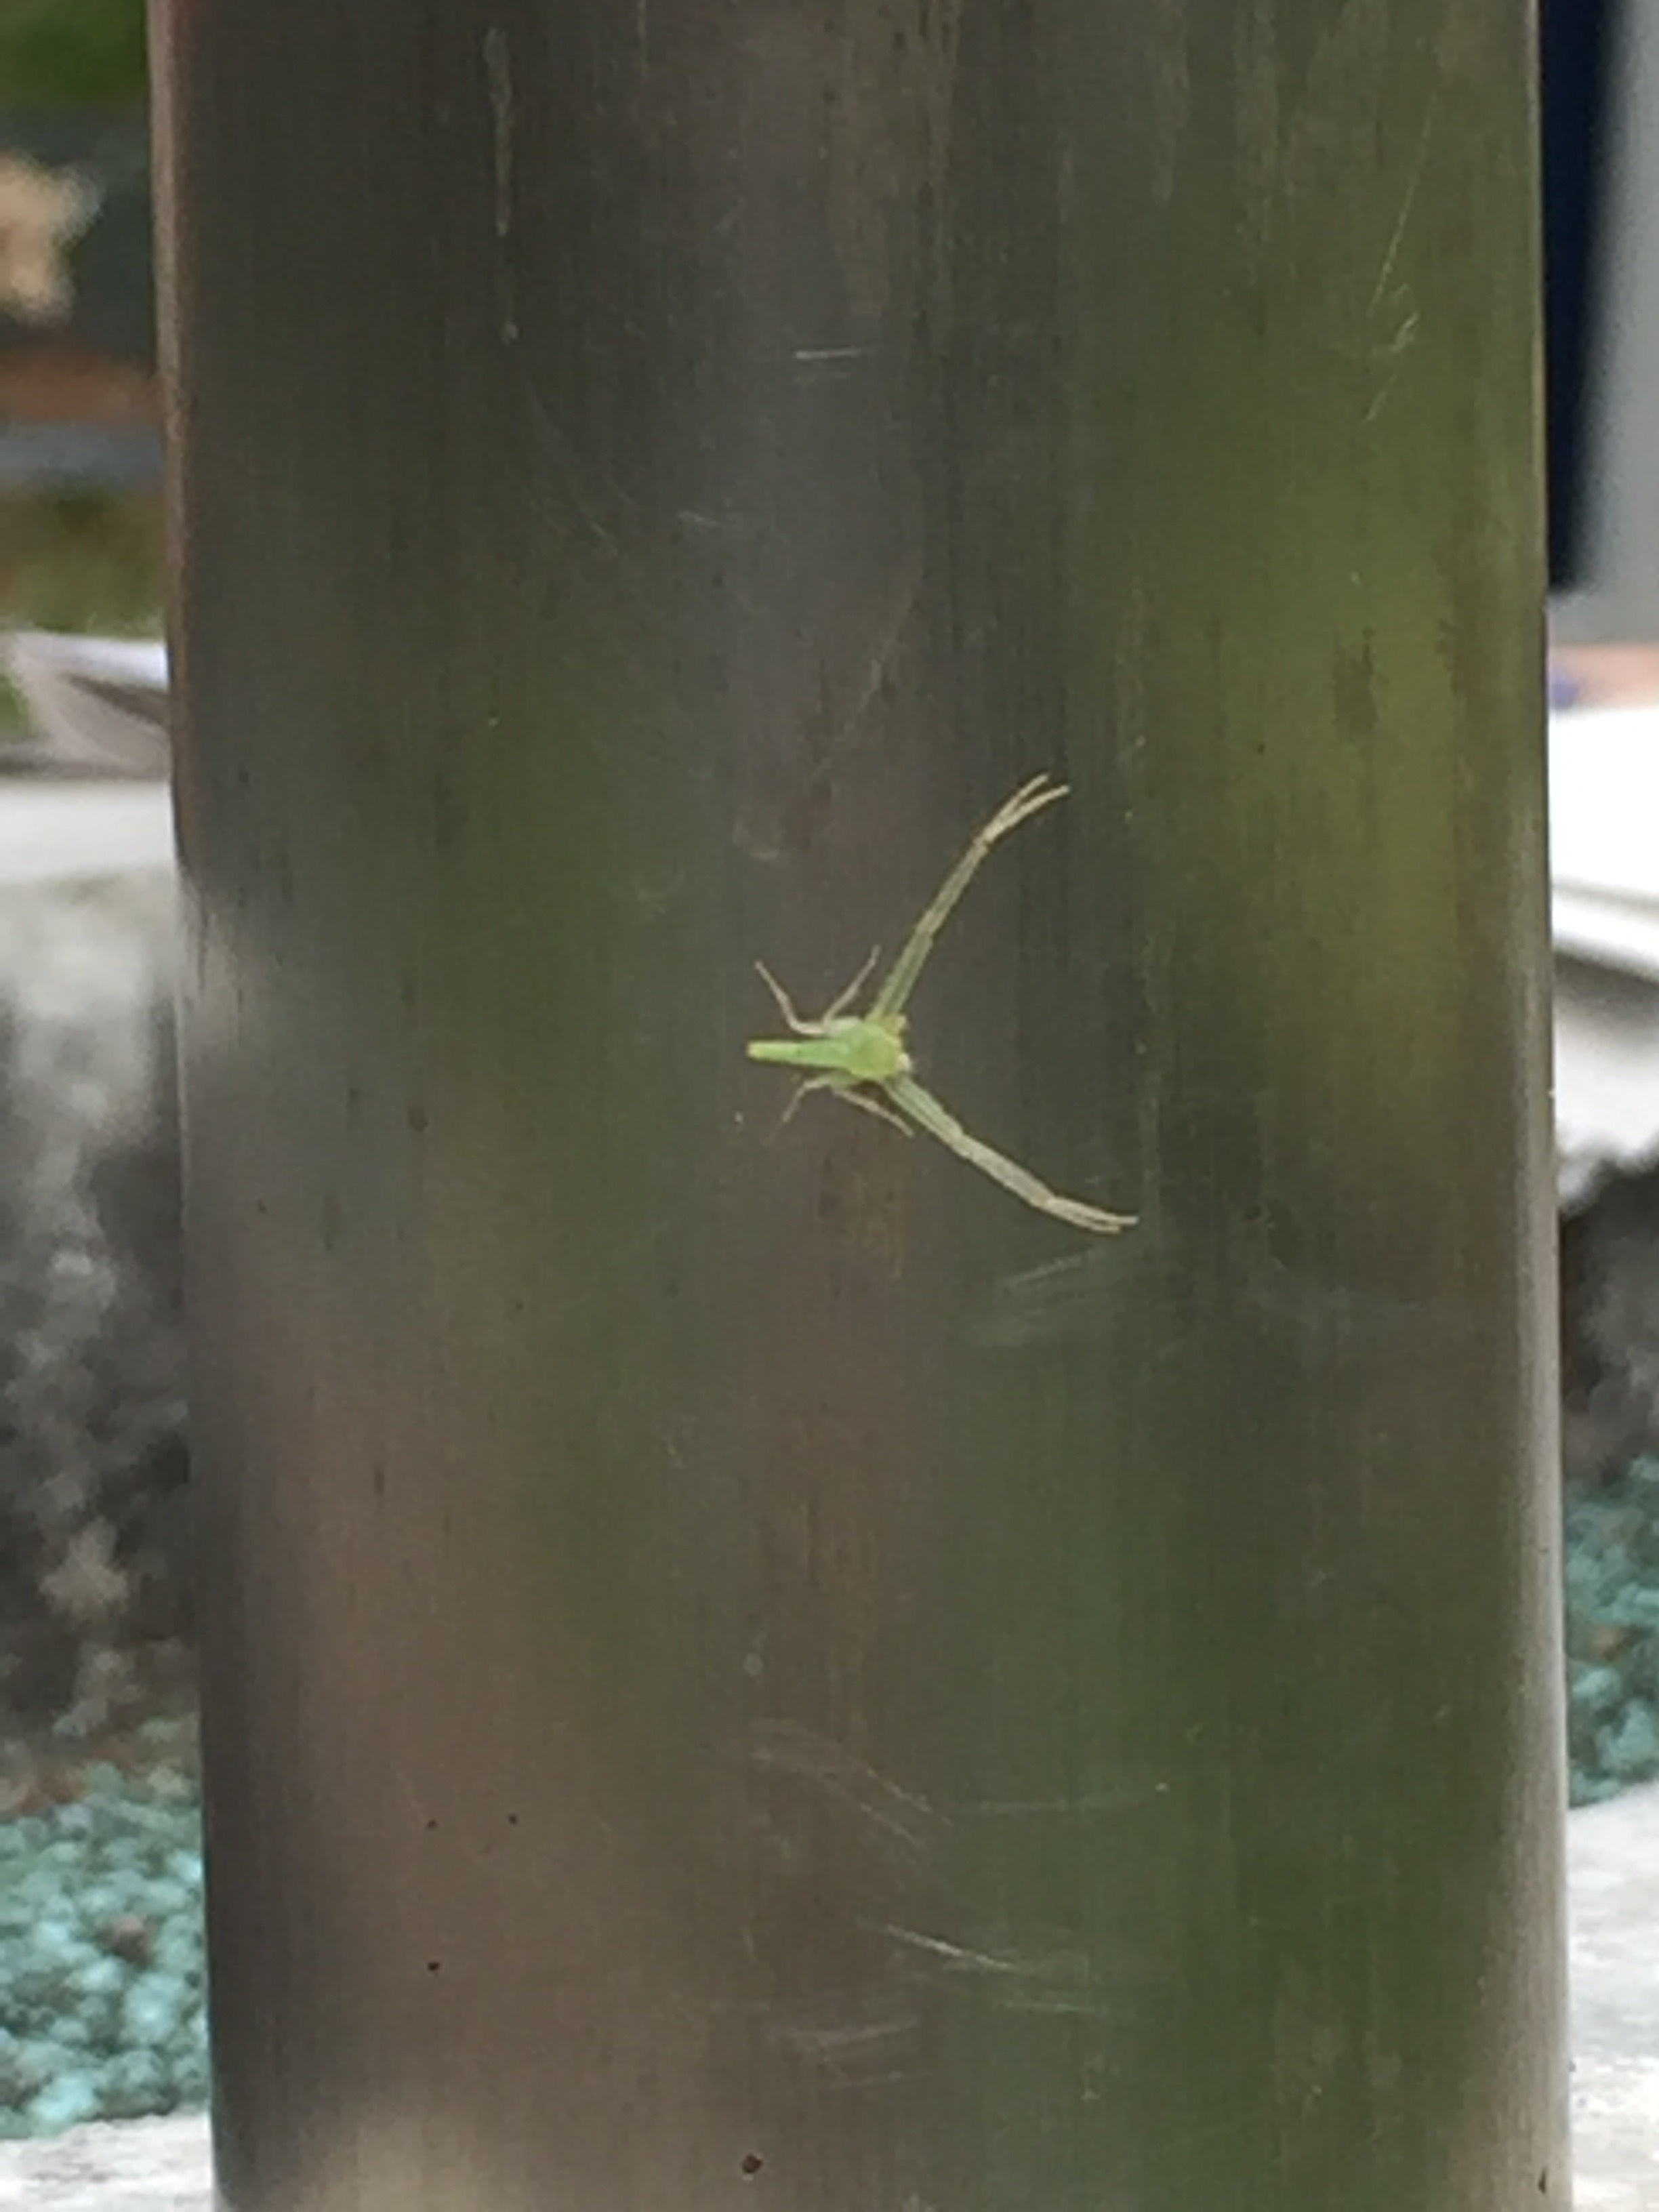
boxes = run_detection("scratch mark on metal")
[766,2005,920,2083]
[876,1923,1109,2016]
[1366,115,1431,316]
[966,1783,1172,1816]
[749,1720,936,1858]
[773,2015,916,2057]
[881,1925,1029,1973]
[1363,79,1441,419]
[483,30,514,240]
[483,27,518,343]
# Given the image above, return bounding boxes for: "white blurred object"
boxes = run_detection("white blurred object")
[3,630,171,781]
[1552,705,1659,908]
[0,781,173,884]
[1555,966,1659,1211]
[1551,702,1659,1207]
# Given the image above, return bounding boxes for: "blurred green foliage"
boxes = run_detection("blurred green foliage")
[0,0,146,108]
[0,489,163,734]
[0,488,163,634]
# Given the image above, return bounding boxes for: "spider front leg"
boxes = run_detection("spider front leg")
[754,945,882,1033]
[869,773,1069,1021]
[754,960,821,1036]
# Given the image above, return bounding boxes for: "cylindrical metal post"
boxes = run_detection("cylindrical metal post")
[152,3,1563,2207]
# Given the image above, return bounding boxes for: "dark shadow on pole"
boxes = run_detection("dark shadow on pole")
[151,1,1564,2206]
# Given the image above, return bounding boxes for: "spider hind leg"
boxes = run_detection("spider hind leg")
[830,1084,914,1138]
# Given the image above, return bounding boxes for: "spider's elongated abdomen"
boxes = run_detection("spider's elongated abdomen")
[746,1014,908,1084]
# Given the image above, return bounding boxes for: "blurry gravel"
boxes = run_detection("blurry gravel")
[1569,1456,1659,1805]
[0,1747,204,2139]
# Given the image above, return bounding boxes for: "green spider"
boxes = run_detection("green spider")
[746,773,1134,1234]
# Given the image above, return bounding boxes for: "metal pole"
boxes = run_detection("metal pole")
[152,3,1563,2207]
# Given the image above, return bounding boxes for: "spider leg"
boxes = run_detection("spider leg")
[778,1073,838,1126]
[829,1083,915,1137]
[820,945,882,1023]
[869,774,1069,1020]
[754,960,823,1036]
[888,1073,1133,1233]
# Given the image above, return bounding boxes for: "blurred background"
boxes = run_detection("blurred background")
[0,1,158,745]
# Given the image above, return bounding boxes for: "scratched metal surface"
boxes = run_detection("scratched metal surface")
[155,1,1561,2208]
